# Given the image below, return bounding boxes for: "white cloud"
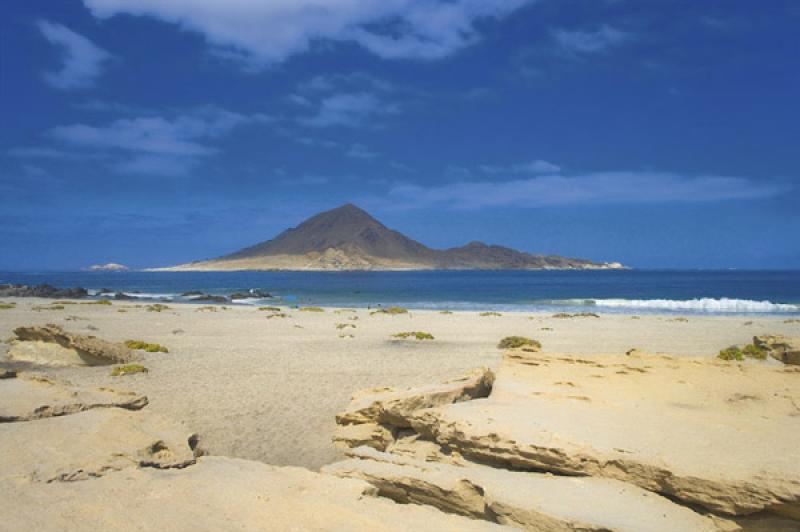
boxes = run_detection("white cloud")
[346,143,380,159]
[45,107,271,176]
[553,25,629,55]
[479,160,561,174]
[37,20,112,89]
[82,0,532,68]
[384,172,787,210]
[298,92,396,127]
[48,107,270,156]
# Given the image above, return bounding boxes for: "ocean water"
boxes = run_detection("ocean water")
[2,270,800,316]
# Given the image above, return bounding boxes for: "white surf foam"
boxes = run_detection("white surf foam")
[585,297,799,313]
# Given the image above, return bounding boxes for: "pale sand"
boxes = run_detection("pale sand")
[1,298,797,469]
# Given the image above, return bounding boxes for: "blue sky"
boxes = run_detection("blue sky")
[2,0,798,270]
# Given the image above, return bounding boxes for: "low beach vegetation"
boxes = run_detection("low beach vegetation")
[146,304,170,312]
[82,299,112,306]
[552,312,600,319]
[33,305,64,311]
[300,306,324,312]
[718,342,766,362]
[371,307,409,315]
[392,331,434,340]
[439,310,453,315]
[110,364,148,376]
[498,336,541,350]
[479,311,502,317]
[0,302,15,310]
[258,306,282,312]
[265,312,289,319]
[336,323,356,329]
[124,340,169,353]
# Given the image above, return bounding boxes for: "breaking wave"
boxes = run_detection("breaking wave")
[579,297,800,313]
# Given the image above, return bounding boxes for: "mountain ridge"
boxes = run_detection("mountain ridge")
[156,204,624,271]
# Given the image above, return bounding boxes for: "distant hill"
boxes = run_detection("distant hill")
[156,204,624,271]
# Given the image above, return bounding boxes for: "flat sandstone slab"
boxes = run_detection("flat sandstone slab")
[408,353,800,516]
[0,374,147,422]
[0,456,513,532]
[0,408,196,482]
[324,446,732,532]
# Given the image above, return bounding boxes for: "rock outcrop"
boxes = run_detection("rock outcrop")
[405,353,800,517]
[0,373,147,422]
[0,284,88,299]
[754,335,800,365]
[9,325,139,366]
[0,408,196,481]
[1,456,511,532]
[324,446,733,532]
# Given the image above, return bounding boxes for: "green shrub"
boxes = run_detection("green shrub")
[336,323,356,329]
[82,299,112,305]
[53,300,78,304]
[258,306,282,312]
[479,311,502,317]
[124,340,169,353]
[110,364,148,376]
[718,347,744,361]
[498,336,541,350]
[146,304,170,312]
[299,306,324,312]
[371,307,409,315]
[392,331,434,340]
[742,343,767,360]
[33,305,65,311]
[265,312,288,319]
[0,303,16,310]
[439,310,453,315]
[552,312,600,319]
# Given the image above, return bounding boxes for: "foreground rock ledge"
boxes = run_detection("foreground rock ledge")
[0,373,147,422]
[324,446,733,532]
[404,353,800,517]
[1,457,512,532]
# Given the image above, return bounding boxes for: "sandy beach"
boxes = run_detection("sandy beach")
[1,297,797,470]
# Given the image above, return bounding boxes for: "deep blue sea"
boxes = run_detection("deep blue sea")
[2,270,800,316]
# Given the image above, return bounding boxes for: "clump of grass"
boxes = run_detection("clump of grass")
[552,312,600,319]
[299,306,324,312]
[334,309,357,314]
[53,300,78,305]
[439,310,453,315]
[196,306,218,312]
[33,305,65,311]
[110,364,148,377]
[392,331,434,340]
[339,333,355,339]
[479,311,502,317]
[540,327,553,331]
[336,323,356,329]
[371,307,409,316]
[668,317,689,323]
[0,302,16,310]
[146,304,170,312]
[82,299,112,306]
[65,315,88,321]
[718,347,744,361]
[265,312,288,319]
[124,340,169,353]
[785,319,800,324]
[498,336,541,350]
[742,343,767,360]
[258,306,282,312]
[117,309,127,313]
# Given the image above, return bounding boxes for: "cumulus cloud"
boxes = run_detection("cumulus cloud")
[553,25,629,55]
[385,172,788,210]
[37,20,112,89]
[45,107,271,176]
[82,0,532,68]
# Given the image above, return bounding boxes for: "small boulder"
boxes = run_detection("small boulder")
[754,335,800,365]
[9,324,139,366]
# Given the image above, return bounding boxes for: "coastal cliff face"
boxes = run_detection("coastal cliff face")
[159,204,624,271]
